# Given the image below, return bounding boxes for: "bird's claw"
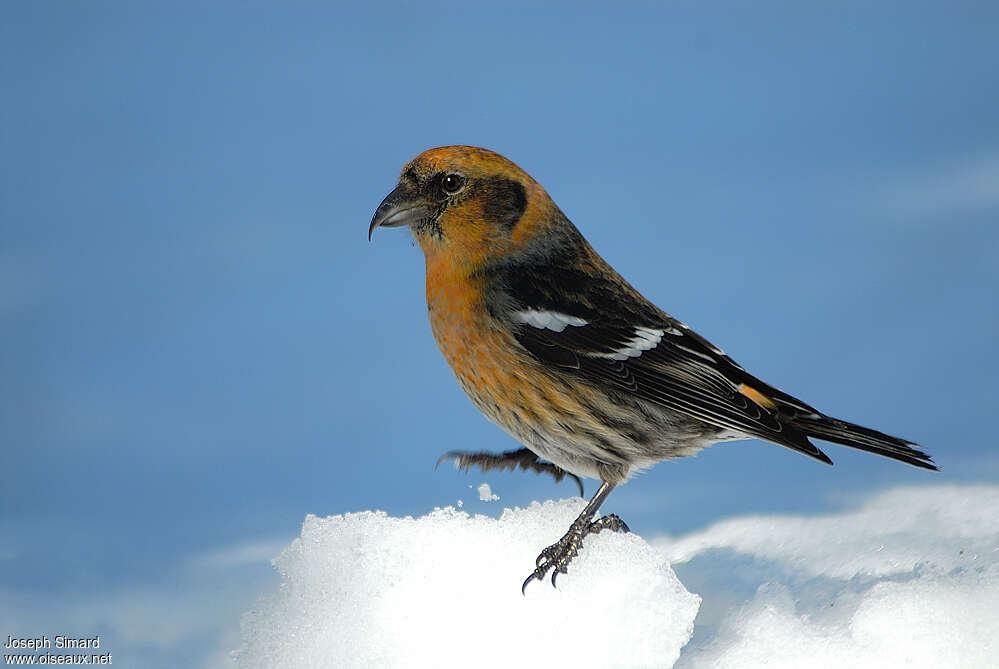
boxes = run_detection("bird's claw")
[435,451,462,470]
[521,513,630,594]
[435,448,584,496]
[589,513,630,534]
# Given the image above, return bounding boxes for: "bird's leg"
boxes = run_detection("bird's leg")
[436,448,584,496]
[522,481,628,592]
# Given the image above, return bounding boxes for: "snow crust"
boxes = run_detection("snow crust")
[657,484,999,668]
[235,499,699,669]
[233,485,998,669]
[477,482,499,502]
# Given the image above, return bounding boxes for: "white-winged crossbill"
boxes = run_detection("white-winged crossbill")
[369,146,936,591]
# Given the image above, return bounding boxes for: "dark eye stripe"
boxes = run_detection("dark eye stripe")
[481,177,527,230]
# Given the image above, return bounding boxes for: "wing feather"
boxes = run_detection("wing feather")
[499,264,831,462]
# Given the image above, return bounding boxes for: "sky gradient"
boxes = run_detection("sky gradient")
[3,2,998,666]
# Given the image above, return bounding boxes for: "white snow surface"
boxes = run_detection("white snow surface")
[233,485,999,669]
[657,484,999,668]
[658,484,999,579]
[235,499,699,669]
[477,482,499,501]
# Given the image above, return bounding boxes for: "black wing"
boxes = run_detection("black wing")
[498,261,936,470]
[499,263,835,463]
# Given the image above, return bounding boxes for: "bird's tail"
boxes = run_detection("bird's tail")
[791,412,937,470]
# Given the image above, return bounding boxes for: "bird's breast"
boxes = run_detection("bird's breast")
[422,259,647,483]
[424,260,516,406]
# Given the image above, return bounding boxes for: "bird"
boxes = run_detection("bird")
[367,145,937,592]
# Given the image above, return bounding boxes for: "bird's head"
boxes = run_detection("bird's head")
[368,146,563,270]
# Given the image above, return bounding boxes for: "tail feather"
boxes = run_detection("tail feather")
[791,413,937,471]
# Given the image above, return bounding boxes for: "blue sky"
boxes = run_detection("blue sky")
[2,2,997,665]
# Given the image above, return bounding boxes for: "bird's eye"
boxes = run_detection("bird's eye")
[441,173,465,195]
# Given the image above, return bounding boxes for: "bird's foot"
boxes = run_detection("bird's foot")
[436,448,583,496]
[521,513,629,593]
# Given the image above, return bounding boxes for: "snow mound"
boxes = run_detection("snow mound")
[659,484,999,578]
[235,499,699,669]
[655,484,999,669]
[693,567,999,668]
